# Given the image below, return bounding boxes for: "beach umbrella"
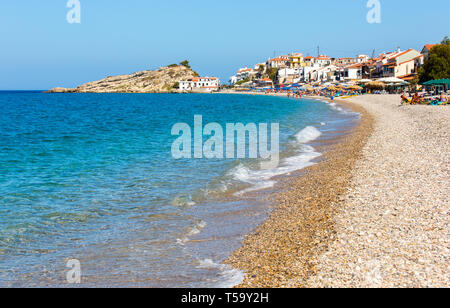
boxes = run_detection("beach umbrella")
[366,81,385,89]
[422,79,450,86]
[378,77,406,84]
[327,85,338,91]
[348,85,363,90]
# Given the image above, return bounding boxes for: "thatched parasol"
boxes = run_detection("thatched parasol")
[348,85,363,90]
[327,85,339,91]
[366,81,385,89]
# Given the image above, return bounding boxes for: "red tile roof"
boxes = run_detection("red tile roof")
[315,55,330,60]
[238,68,253,73]
[392,49,414,59]
[346,63,363,69]
[424,44,438,51]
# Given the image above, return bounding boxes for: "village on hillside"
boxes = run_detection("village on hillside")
[178,40,449,100]
[228,44,437,91]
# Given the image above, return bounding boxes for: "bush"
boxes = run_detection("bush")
[267,68,279,83]
[419,38,450,82]
[180,60,191,68]
[235,78,250,86]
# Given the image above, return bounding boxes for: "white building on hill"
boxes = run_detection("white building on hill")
[179,77,220,92]
[229,67,256,85]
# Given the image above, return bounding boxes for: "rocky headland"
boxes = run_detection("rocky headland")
[46,64,199,93]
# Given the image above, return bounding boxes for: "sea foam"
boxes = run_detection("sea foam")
[295,126,322,143]
[176,220,207,245]
[197,259,245,288]
[231,126,322,195]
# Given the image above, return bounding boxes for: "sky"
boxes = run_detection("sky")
[0,0,449,90]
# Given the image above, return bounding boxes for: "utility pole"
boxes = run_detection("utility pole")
[317,46,320,57]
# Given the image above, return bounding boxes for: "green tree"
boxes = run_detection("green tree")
[180,60,191,68]
[442,36,450,44]
[408,75,420,92]
[419,40,450,82]
[235,78,250,86]
[267,68,279,84]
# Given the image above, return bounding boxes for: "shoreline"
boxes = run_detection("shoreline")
[226,94,449,288]
[225,96,373,287]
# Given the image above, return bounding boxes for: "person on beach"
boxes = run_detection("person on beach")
[411,92,420,104]
[440,93,447,103]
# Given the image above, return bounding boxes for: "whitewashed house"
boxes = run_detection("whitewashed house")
[278,68,302,84]
[380,49,423,79]
[179,77,220,92]
[267,56,289,69]
[356,54,370,63]
[344,63,363,80]
[314,55,332,67]
[229,67,257,85]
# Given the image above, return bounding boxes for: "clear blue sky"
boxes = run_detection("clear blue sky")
[1,0,449,89]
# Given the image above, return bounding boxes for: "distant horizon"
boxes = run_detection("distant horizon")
[1,0,449,90]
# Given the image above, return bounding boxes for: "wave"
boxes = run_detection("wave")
[172,195,196,207]
[295,126,322,143]
[176,220,207,245]
[230,126,322,195]
[197,259,245,288]
[328,102,345,112]
[325,101,359,117]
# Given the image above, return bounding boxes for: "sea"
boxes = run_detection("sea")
[0,91,359,287]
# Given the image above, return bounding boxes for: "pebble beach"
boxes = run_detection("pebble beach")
[227,94,449,288]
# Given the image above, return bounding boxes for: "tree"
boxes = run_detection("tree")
[408,75,420,92]
[267,68,279,84]
[419,39,450,82]
[442,36,450,45]
[235,78,250,86]
[180,60,191,68]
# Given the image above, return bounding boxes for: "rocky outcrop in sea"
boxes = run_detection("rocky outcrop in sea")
[46,65,198,93]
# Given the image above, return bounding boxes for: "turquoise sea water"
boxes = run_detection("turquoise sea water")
[0,92,359,287]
